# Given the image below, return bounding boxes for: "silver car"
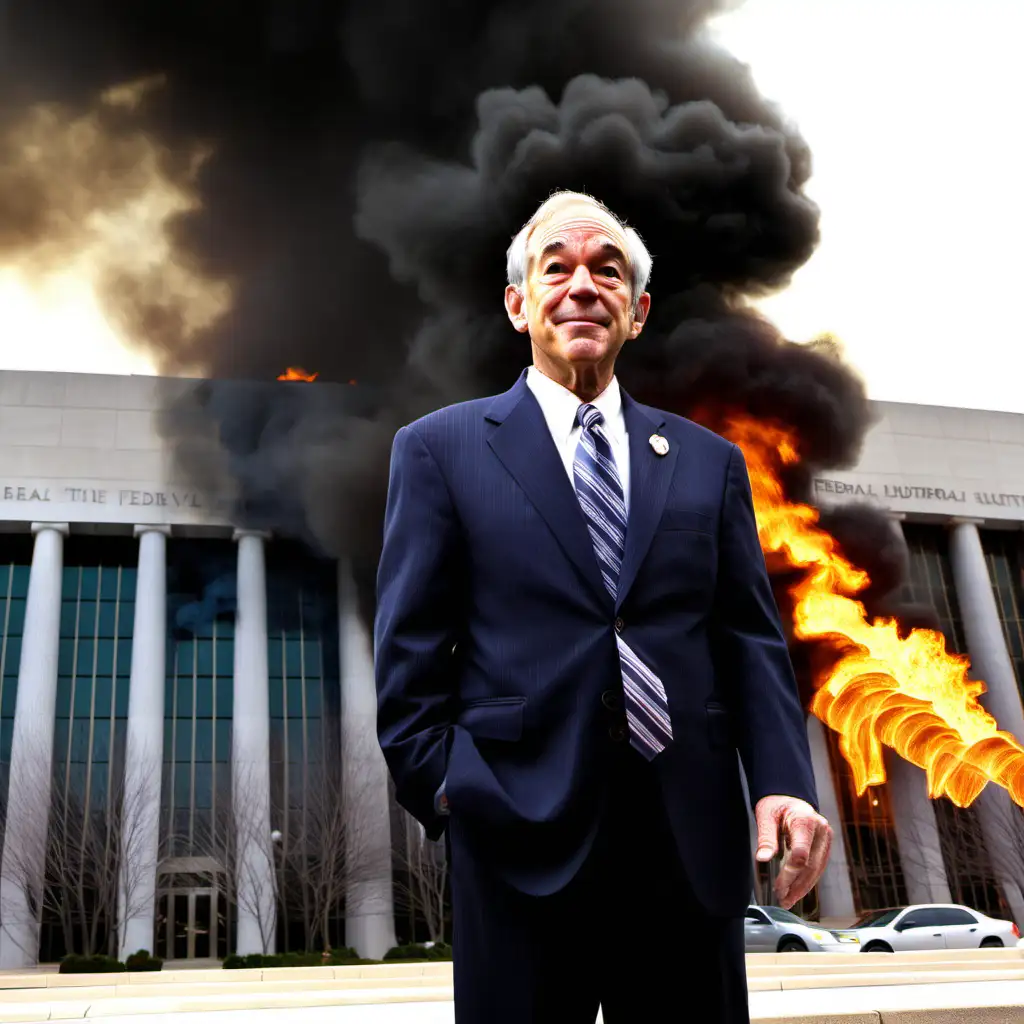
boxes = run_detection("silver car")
[833,904,1020,952]
[743,904,850,953]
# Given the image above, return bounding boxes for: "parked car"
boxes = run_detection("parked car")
[743,905,850,953]
[832,904,1019,953]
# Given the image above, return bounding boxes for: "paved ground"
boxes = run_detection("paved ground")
[15,979,1024,1023]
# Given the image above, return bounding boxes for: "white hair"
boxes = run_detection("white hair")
[505,191,653,310]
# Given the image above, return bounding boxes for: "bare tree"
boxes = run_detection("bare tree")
[393,810,448,944]
[272,758,353,954]
[1,753,171,960]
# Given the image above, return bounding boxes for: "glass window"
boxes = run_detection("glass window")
[73,678,94,718]
[195,678,214,717]
[174,763,192,805]
[99,569,122,601]
[92,719,111,763]
[928,907,977,926]
[115,677,130,717]
[853,907,902,928]
[92,675,113,714]
[70,719,91,762]
[97,602,118,638]
[175,723,193,761]
[215,719,231,762]
[194,764,213,809]
[215,677,233,715]
[194,719,213,761]
[269,679,285,717]
[75,639,96,676]
[94,638,114,677]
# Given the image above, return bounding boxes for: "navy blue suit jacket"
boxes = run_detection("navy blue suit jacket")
[374,370,817,914]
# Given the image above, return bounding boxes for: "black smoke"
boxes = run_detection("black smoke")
[0,1,918,648]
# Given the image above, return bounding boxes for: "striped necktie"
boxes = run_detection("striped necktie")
[573,403,673,759]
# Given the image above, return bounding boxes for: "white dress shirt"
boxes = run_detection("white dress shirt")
[526,365,630,515]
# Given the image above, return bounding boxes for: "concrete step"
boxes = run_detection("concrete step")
[0,953,1019,1022]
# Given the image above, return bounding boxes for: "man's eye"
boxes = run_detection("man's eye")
[598,266,621,278]
[545,262,566,274]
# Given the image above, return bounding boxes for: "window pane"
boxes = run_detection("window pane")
[97,602,118,638]
[194,764,213,809]
[92,674,113,714]
[76,602,97,637]
[194,719,213,761]
[175,723,194,761]
[216,677,233,716]
[92,719,111,762]
[195,678,214,717]
[95,638,114,677]
[215,720,231,762]
[73,679,94,718]
[99,569,122,601]
[76,639,96,675]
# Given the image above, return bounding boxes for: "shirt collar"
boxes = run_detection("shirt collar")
[526,365,623,446]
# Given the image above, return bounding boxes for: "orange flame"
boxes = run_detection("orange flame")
[724,414,1024,808]
[277,367,318,381]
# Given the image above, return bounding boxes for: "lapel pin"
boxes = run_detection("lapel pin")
[649,434,670,456]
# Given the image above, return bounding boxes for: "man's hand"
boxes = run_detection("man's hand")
[754,795,832,909]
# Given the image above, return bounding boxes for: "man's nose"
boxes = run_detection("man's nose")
[567,265,599,298]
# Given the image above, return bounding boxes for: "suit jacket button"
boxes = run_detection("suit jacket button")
[601,690,620,711]
[608,722,628,743]
[614,617,624,633]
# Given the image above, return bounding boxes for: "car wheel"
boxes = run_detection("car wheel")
[778,938,807,953]
[980,937,1004,948]
[862,941,893,953]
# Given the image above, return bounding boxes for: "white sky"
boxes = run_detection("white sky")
[1,0,1021,411]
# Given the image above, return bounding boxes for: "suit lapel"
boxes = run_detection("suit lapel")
[616,393,677,611]
[486,374,611,609]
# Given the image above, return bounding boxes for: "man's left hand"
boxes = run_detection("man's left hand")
[754,795,832,909]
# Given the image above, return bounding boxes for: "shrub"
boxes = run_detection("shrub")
[125,949,163,972]
[59,954,127,974]
[383,942,453,961]
[222,948,364,969]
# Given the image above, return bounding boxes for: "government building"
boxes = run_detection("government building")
[1,370,1024,966]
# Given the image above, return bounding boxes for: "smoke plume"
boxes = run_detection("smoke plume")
[0,1,911,631]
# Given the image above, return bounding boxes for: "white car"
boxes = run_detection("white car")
[833,904,1019,952]
[744,905,851,953]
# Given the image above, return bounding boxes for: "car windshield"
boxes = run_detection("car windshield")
[852,908,903,928]
[765,907,809,926]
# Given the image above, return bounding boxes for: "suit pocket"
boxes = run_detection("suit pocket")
[457,696,526,742]
[706,704,735,750]
[660,508,714,534]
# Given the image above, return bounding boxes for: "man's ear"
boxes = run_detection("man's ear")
[628,292,651,340]
[505,285,530,334]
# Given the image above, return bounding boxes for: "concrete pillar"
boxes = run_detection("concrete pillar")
[885,749,953,905]
[0,523,68,968]
[338,559,396,959]
[231,529,276,955]
[948,518,1024,924]
[118,525,170,959]
[805,716,857,921]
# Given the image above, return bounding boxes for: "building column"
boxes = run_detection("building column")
[0,523,68,968]
[885,749,953,905]
[948,518,1024,924]
[338,559,396,960]
[805,716,857,921]
[118,525,170,960]
[232,529,275,955]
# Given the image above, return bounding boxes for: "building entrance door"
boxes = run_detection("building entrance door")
[156,887,217,960]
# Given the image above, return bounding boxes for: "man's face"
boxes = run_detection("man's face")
[505,202,650,377]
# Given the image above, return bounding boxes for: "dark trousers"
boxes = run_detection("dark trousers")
[449,746,749,1023]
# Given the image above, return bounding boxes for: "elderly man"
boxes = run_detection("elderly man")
[375,191,831,1023]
